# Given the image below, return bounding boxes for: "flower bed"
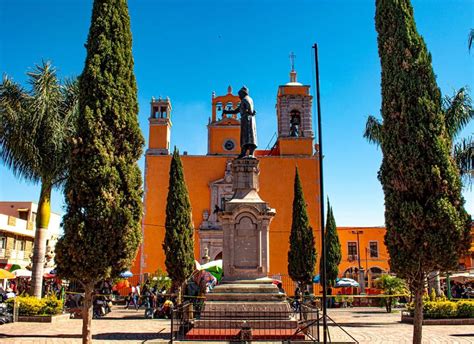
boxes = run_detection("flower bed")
[406,300,474,319]
[6,295,63,317]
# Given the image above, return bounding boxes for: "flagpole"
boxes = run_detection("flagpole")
[313,42,328,343]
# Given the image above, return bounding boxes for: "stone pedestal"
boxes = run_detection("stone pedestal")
[220,158,275,281]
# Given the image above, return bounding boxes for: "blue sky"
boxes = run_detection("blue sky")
[0,0,473,226]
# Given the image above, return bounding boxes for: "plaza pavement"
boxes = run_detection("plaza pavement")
[0,306,472,343]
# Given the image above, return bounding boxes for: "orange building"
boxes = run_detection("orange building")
[135,68,322,278]
[336,227,390,288]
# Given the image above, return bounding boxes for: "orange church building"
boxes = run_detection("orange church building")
[132,65,472,286]
[134,68,324,279]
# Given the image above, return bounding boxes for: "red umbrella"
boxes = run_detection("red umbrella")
[114,279,130,289]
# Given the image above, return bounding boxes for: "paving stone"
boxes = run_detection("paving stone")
[0,306,472,343]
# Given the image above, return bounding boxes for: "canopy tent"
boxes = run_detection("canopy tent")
[0,268,15,279]
[120,271,133,278]
[335,278,359,288]
[0,264,21,272]
[199,259,223,281]
[445,272,474,282]
[13,269,32,278]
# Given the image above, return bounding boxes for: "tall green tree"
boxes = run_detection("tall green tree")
[320,200,341,287]
[54,0,143,343]
[365,88,473,182]
[163,147,195,295]
[0,62,78,298]
[368,1,472,343]
[288,167,316,291]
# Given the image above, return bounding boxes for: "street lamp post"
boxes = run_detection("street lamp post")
[351,230,365,294]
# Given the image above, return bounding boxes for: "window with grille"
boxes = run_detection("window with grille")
[369,241,378,258]
[348,242,357,256]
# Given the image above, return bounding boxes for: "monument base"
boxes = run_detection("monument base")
[185,158,303,340]
[187,278,303,340]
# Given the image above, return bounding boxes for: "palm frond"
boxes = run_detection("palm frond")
[0,75,40,182]
[28,61,62,133]
[363,115,383,146]
[0,63,79,186]
[443,88,473,139]
[454,136,474,185]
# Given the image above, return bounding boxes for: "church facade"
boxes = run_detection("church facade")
[132,66,472,287]
[134,68,322,278]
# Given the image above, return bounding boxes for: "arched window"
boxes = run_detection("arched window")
[343,267,359,280]
[289,109,301,137]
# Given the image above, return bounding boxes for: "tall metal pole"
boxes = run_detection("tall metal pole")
[352,230,365,294]
[313,43,328,344]
[356,231,362,271]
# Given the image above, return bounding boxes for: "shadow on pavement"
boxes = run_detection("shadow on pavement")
[329,322,400,327]
[0,334,82,339]
[350,310,397,314]
[93,329,168,340]
[450,334,474,337]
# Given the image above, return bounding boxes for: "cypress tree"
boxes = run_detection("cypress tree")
[163,147,195,295]
[320,200,341,287]
[288,167,316,291]
[375,1,471,342]
[55,0,143,342]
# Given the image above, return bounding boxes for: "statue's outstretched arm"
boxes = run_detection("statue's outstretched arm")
[223,107,240,115]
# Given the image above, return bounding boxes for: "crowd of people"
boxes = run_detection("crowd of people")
[0,276,64,301]
[125,281,174,318]
[444,281,474,299]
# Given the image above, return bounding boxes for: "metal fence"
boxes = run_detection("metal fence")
[170,301,322,342]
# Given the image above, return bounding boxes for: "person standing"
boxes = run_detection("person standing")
[134,283,141,309]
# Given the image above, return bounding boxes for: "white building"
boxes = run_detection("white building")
[0,201,61,270]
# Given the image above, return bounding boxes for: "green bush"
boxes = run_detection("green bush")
[425,301,457,319]
[457,301,474,318]
[41,295,63,315]
[5,295,63,316]
[407,300,474,319]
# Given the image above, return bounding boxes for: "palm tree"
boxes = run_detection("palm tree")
[0,61,78,298]
[454,137,474,185]
[364,88,474,181]
[374,274,407,313]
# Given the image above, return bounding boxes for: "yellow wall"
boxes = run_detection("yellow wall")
[138,154,321,276]
[278,138,314,156]
[149,124,170,150]
[208,125,240,155]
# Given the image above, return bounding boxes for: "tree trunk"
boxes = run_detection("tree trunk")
[30,182,52,298]
[413,281,424,344]
[82,282,95,344]
[428,271,441,297]
[386,297,392,313]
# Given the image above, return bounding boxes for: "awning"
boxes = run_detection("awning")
[0,264,22,272]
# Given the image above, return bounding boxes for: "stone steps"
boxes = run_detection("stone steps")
[206,292,285,301]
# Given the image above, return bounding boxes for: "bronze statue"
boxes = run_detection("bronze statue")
[223,86,258,158]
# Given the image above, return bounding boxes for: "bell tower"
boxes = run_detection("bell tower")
[148,96,172,155]
[276,53,314,155]
[207,86,241,155]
